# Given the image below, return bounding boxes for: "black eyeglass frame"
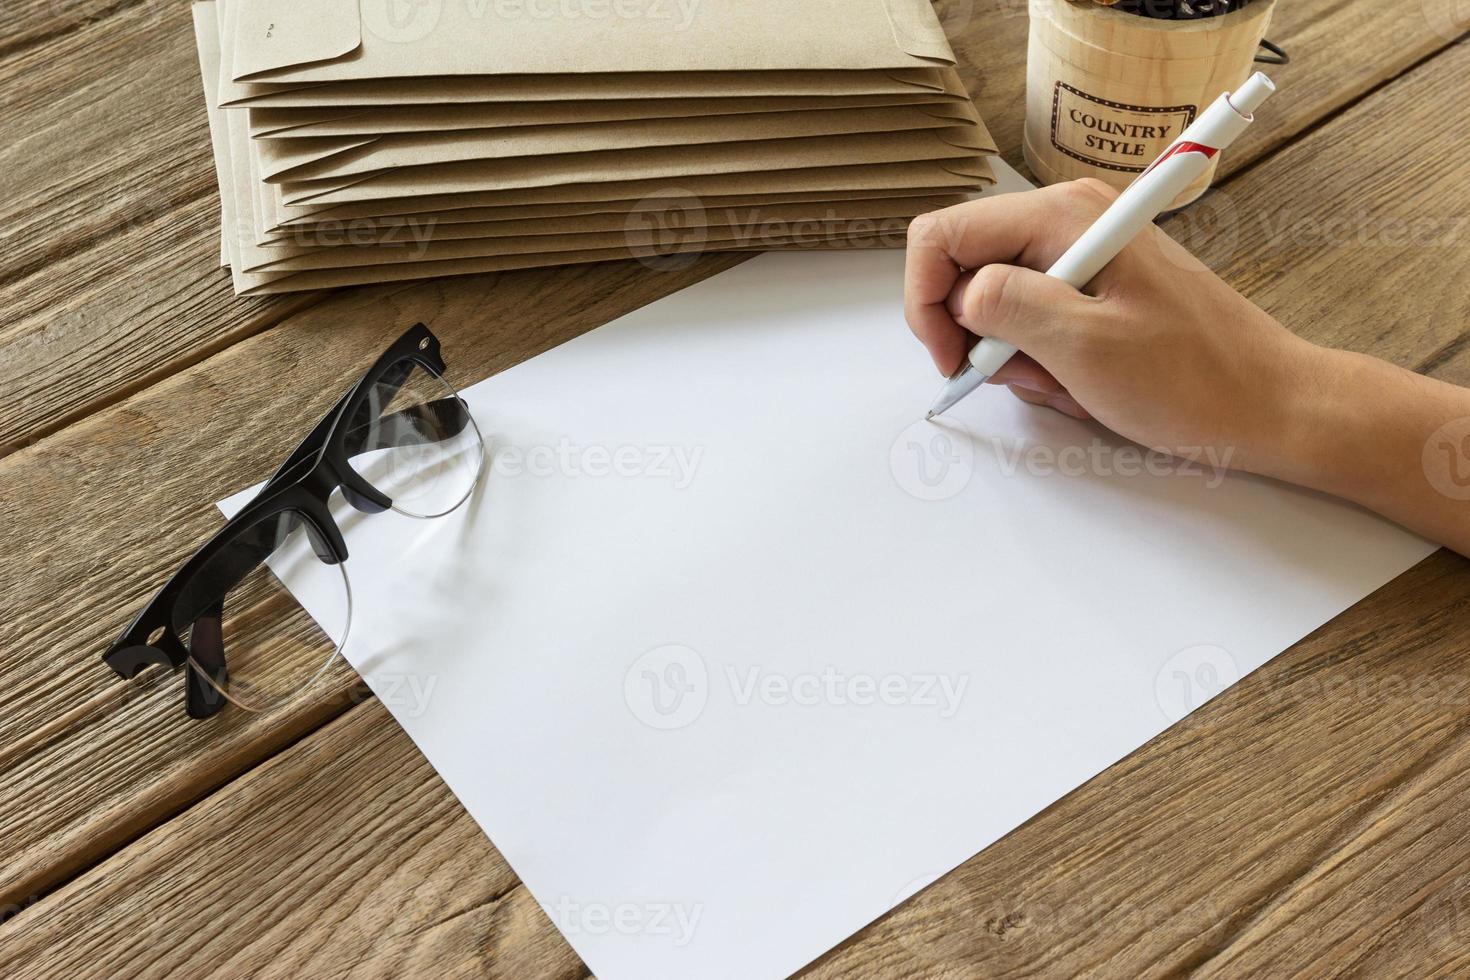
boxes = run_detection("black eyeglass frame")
[103,323,468,719]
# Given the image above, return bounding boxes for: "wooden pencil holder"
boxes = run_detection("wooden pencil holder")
[1023,0,1276,209]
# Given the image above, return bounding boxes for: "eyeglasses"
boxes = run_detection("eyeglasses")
[103,324,485,719]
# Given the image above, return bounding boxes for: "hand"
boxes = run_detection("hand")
[903,178,1470,557]
[904,178,1320,474]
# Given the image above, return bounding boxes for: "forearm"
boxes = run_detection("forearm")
[1259,344,1470,557]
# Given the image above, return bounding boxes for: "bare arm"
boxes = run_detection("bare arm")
[904,179,1470,557]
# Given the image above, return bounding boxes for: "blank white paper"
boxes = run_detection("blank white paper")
[223,161,1436,979]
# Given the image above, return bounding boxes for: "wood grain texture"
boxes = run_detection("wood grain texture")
[0,252,746,911]
[1,0,1466,456]
[0,701,588,980]
[2,22,1468,980]
[809,551,1470,978]
[0,0,169,61]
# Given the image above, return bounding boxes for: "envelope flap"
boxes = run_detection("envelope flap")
[233,0,361,80]
[232,0,952,84]
[880,0,957,65]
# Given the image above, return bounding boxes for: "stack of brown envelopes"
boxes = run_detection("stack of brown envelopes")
[193,0,997,295]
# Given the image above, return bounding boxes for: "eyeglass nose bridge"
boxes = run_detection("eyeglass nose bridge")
[320,442,394,519]
[275,474,356,566]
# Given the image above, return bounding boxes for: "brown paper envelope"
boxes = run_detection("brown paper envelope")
[197,1,247,275]
[196,4,233,267]
[221,68,951,110]
[267,158,994,229]
[234,231,908,295]
[258,195,964,249]
[248,78,969,139]
[226,0,953,85]
[260,101,982,183]
[266,187,972,238]
[278,125,996,206]
[241,206,946,274]
[208,48,940,283]
[253,133,382,179]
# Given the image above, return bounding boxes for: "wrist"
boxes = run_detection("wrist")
[1245,342,1374,500]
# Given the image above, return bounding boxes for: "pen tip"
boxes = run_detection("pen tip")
[924,411,937,422]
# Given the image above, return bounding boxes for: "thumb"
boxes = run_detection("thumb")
[947,264,1088,362]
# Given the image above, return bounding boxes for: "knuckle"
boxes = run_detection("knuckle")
[905,212,941,250]
[1074,177,1118,202]
[1061,178,1117,218]
[907,206,958,251]
[967,264,1016,325]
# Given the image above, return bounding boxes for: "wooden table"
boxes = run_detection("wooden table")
[2,2,1467,975]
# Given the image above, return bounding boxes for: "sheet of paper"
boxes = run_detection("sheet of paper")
[222,161,1435,979]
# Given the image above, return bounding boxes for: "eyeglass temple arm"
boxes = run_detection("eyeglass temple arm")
[184,600,229,719]
[340,396,472,459]
[258,393,469,496]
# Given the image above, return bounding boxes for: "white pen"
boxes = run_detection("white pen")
[926,71,1277,420]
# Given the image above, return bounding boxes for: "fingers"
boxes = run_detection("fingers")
[995,352,1093,420]
[904,180,1116,375]
[985,352,1063,394]
[954,264,1092,362]
[1007,384,1093,420]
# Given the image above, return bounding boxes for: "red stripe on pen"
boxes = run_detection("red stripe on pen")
[1141,141,1219,178]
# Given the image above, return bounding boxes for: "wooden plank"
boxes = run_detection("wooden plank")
[0,250,746,912]
[4,31,1470,977]
[0,0,165,62]
[0,701,587,980]
[810,552,1470,978]
[1,0,1465,455]
[0,554,1463,977]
